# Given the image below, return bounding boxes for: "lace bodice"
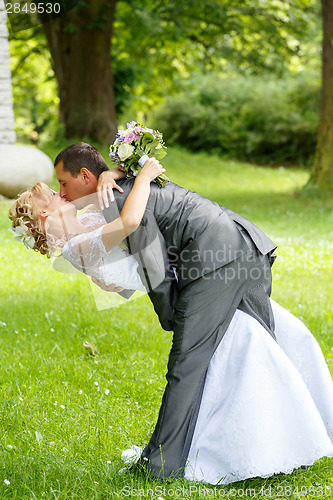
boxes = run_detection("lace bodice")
[62,208,146,292]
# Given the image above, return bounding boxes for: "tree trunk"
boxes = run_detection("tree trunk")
[310,0,333,190]
[42,0,117,145]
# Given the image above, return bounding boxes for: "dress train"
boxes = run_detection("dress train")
[185,299,333,484]
[121,300,333,484]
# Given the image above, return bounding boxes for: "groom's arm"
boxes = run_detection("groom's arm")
[103,181,178,330]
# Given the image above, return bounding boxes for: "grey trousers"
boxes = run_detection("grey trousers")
[140,242,275,479]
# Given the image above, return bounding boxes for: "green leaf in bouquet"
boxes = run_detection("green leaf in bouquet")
[135,149,146,159]
[127,157,139,171]
[152,147,167,160]
[144,139,161,154]
[140,132,154,149]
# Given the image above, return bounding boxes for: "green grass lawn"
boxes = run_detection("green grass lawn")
[0,145,332,499]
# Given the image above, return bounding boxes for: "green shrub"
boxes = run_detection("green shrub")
[150,74,320,165]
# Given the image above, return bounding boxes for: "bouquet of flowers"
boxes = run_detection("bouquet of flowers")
[109,121,169,187]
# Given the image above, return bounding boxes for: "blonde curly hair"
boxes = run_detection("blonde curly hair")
[8,183,57,258]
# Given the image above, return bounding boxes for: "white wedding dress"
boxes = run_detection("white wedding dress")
[62,209,146,292]
[185,300,333,484]
[63,208,333,484]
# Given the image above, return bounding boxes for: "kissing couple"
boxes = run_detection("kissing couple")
[9,142,333,484]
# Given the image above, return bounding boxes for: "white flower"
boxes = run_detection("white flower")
[79,390,83,395]
[94,381,99,386]
[118,143,135,161]
[104,389,110,395]
[7,444,13,449]
[106,460,111,464]
[4,479,10,485]
[60,405,65,409]
[8,224,35,249]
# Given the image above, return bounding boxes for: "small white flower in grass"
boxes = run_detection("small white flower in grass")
[104,389,110,395]
[62,447,69,453]
[35,431,43,445]
[94,481,99,484]
[50,328,55,332]
[54,401,57,405]
[7,444,13,449]
[60,405,65,409]
[4,479,10,485]
[79,390,83,395]
[19,397,23,402]
[14,330,18,334]
[50,441,55,447]
[94,381,99,386]
[106,460,111,464]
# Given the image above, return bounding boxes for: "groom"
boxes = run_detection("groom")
[54,142,277,478]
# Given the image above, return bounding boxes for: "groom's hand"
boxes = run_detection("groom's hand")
[91,277,123,292]
[97,170,124,209]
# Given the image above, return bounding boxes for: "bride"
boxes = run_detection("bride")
[8,159,333,485]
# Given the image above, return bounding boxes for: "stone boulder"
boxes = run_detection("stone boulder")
[0,144,54,198]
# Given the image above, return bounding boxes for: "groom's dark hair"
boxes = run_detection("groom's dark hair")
[54,142,109,178]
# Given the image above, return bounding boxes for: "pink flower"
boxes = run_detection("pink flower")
[134,126,143,133]
[124,131,140,143]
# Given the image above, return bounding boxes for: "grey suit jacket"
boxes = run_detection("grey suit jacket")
[103,178,277,331]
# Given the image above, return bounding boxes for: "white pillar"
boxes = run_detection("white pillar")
[0,2,16,144]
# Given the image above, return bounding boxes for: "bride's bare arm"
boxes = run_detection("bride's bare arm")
[101,158,166,252]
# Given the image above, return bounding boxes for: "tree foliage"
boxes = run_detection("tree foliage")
[8,0,320,145]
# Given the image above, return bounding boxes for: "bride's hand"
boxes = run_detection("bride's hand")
[91,276,123,292]
[137,157,166,183]
[97,171,124,210]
